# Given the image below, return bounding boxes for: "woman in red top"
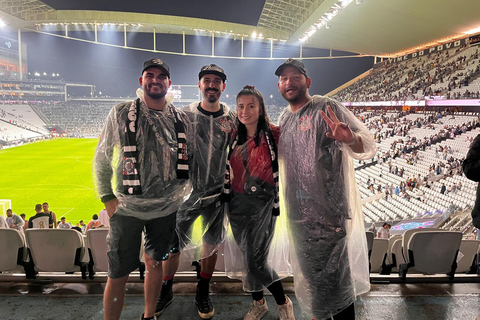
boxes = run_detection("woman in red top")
[223,86,294,320]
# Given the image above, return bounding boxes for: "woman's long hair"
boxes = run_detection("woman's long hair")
[236,85,271,146]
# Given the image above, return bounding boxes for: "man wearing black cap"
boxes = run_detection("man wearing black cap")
[156,64,235,319]
[94,58,191,320]
[275,58,376,320]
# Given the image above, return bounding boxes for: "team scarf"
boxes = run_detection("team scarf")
[123,98,189,195]
[222,128,280,216]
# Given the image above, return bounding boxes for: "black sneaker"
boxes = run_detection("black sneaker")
[195,286,214,319]
[154,282,173,316]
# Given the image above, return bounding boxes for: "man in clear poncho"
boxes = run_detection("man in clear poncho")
[93,59,191,320]
[156,64,236,319]
[276,59,376,320]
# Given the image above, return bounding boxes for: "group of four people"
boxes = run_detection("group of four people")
[93,57,375,320]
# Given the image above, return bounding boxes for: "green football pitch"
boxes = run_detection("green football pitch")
[0,138,104,224]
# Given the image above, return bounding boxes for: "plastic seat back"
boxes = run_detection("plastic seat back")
[25,229,84,272]
[0,228,26,271]
[408,231,462,274]
[365,231,374,255]
[86,228,109,272]
[370,238,388,272]
[456,239,480,273]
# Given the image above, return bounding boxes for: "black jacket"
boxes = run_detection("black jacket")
[462,134,480,228]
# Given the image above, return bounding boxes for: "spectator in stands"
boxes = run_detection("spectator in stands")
[20,213,28,232]
[93,58,191,320]
[368,223,376,235]
[76,220,86,234]
[377,223,391,239]
[42,202,57,228]
[157,64,235,319]
[440,183,446,194]
[57,216,72,229]
[78,220,87,234]
[462,134,480,234]
[86,214,102,231]
[98,206,110,227]
[28,204,53,228]
[6,208,24,232]
[276,59,375,320]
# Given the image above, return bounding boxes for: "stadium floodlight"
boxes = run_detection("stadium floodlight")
[0,20,5,27]
[465,27,480,35]
[299,0,354,42]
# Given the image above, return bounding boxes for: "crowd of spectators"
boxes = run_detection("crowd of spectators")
[1,203,109,235]
[333,45,480,102]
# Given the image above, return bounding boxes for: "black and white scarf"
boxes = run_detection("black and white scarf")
[123,98,189,195]
[222,129,280,216]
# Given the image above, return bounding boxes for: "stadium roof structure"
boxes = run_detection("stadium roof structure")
[0,0,479,57]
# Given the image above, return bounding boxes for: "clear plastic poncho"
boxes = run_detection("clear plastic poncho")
[175,102,236,264]
[223,127,292,292]
[278,95,376,320]
[93,96,192,220]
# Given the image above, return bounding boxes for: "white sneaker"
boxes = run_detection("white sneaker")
[244,298,268,320]
[277,296,295,320]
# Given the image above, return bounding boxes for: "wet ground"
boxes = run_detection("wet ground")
[0,273,479,320]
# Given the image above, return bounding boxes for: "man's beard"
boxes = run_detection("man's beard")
[146,91,167,100]
[145,85,167,100]
[203,89,220,103]
[281,86,307,105]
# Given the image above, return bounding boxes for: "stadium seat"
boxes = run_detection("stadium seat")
[25,229,87,279]
[86,228,145,279]
[365,231,374,270]
[86,228,109,277]
[0,229,34,277]
[370,238,388,273]
[456,240,480,274]
[400,228,440,266]
[381,235,404,274]
[398,230,462,280]
[366,231,374,255]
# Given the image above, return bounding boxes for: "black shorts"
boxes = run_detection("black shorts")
[106,212,176,279]
[172,192,225,251]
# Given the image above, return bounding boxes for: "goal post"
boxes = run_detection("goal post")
[0,199,12,218]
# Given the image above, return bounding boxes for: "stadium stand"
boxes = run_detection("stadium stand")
[332,45,480,102]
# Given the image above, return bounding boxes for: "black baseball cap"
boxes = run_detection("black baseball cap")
[275,58,308,77]
[198,64,227,82]
[142,59,170,78]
